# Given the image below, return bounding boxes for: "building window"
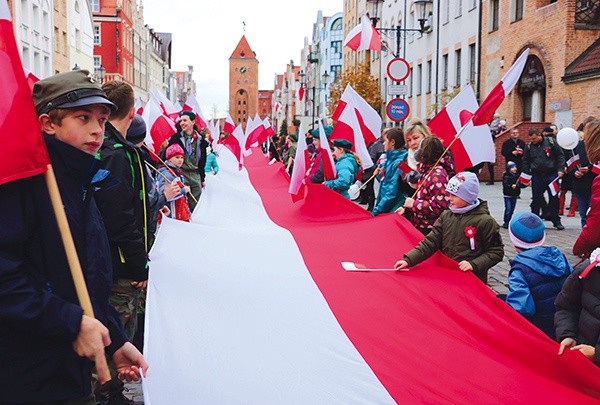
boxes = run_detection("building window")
[93,25,101,45]
[514,0,524,21]
[426,60,432,94]
[443,0,450,24]
[91,0,100,12]
[442,54,448,90]
[408,67,413,97]
[331,17,342,30]
[94,56,100,68]
[456,0,462,17]
[490,0,500,31]
[469,43,476,84]
[455,49,462,87]
[331,40,342,54]
[416,64,422,96]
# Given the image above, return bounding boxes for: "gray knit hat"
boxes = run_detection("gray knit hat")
[446,171,480,205]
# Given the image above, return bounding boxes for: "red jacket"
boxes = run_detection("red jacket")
[573,176,600,257]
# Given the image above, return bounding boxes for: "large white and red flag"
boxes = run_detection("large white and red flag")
[318,121,336,180]
[182,92,208,130]
[472,49,529,126]
[223,113,236,134]
[0,0,49,185]
[427,85,495,171]
[245,114,267,150]
[141,94,177,151]
[331,84,381,147]
[218,123,244,170]
[151,90,180,122]
[142,149,600,403]
[288,123,308,202]
[259,117,275,144]
[343,15,381,52]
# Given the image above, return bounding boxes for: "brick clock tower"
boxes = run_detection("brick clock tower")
[229,36,259,130]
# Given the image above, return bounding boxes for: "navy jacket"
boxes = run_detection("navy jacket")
[506,246,572,339]
[0,136,127,402]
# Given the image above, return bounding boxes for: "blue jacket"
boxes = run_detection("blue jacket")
[506,246,572,339]
[204,152,219,174]
[372,149,408,216]
[324,153,359,199]
[0,136,127,402]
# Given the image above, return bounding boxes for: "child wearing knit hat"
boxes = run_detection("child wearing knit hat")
[156,144,191,221]
[395,172,504,284]
[505,212,572,339]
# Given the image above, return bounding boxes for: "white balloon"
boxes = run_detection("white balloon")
[556,127,579,150]
[348,181,362,201]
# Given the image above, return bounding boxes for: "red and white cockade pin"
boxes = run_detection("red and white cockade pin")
[464,226,476,250]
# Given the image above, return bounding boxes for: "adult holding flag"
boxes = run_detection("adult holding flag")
[0,21,147,404]
[522,128,565,230]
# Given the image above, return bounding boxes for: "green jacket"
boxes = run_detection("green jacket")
[404,200,504,283]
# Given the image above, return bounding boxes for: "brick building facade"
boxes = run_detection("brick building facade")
[229,35,259,129]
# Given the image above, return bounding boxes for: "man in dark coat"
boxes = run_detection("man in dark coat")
[501,128,526,172]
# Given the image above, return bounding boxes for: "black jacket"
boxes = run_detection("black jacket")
[0,136,127,402]
[522,137,565,176]
[564,140,597,195]
[95,122,149,281]
[501,138,526,169]
[168,130,209,182]
[502,171,522,197]
[555,262,600,366]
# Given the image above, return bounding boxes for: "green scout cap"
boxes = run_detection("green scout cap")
[333,139,352,149]
[33,70,117,115]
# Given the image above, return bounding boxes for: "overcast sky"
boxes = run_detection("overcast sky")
[142,0,343,118]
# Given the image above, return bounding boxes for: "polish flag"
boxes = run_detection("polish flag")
[23,66,39,91]
[218,124,244,170]
[244,114,265,151]
[223,113,236,134]
[548,177,560,196]
[518,172,532,186]
[152,90,180,122]
[0,0,50,186]
[289,123,308,202]
[427,85,494,171]
[343,15,381,52]
[143,149,600,403]
[182,92,208,130]
[330,99,374,170]
[472,49,529,126]
[331,84,381,147]
[141,94,177,151]
[296,83,305,102]
[566,154,580,171]
[274,102,282,113]
[318,121,336,180]
[134,97,144,115]
[259,117,275,144]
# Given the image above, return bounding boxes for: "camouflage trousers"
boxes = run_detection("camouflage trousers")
[110,279,143,341]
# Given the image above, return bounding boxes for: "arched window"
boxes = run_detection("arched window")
[331,18,342,31]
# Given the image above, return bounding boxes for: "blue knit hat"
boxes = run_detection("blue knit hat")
[446,172,480,205]
[507,161,517,170]
[509,212,546,250]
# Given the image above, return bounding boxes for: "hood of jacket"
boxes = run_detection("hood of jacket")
[511,246,573,277]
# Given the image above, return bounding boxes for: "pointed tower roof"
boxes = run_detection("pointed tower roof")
[229,35,257,60]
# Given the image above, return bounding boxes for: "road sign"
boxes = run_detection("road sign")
[386,98,410,123]
[387,84,407,95]
[386,57,410,82]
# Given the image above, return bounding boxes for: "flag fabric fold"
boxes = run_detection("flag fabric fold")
[0,0,49,186]
[142,149,600,403]
[343,15,381,52]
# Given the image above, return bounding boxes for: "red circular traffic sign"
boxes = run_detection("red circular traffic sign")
[386,98,410,122]
[386,58,410,82]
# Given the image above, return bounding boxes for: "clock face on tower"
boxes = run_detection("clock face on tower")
[239,66,247,74]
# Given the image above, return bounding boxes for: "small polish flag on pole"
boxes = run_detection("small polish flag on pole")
[566,154,580,171]
[548,177,560,196]
[518,172,532,186]
[343,15,381,52]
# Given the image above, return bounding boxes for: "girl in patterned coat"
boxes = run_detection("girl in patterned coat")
[398,136,454,235]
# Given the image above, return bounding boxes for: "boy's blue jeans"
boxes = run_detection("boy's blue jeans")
[504,196,517,225]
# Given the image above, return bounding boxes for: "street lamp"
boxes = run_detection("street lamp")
[94,65,106,83]
[367,0,432,57]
